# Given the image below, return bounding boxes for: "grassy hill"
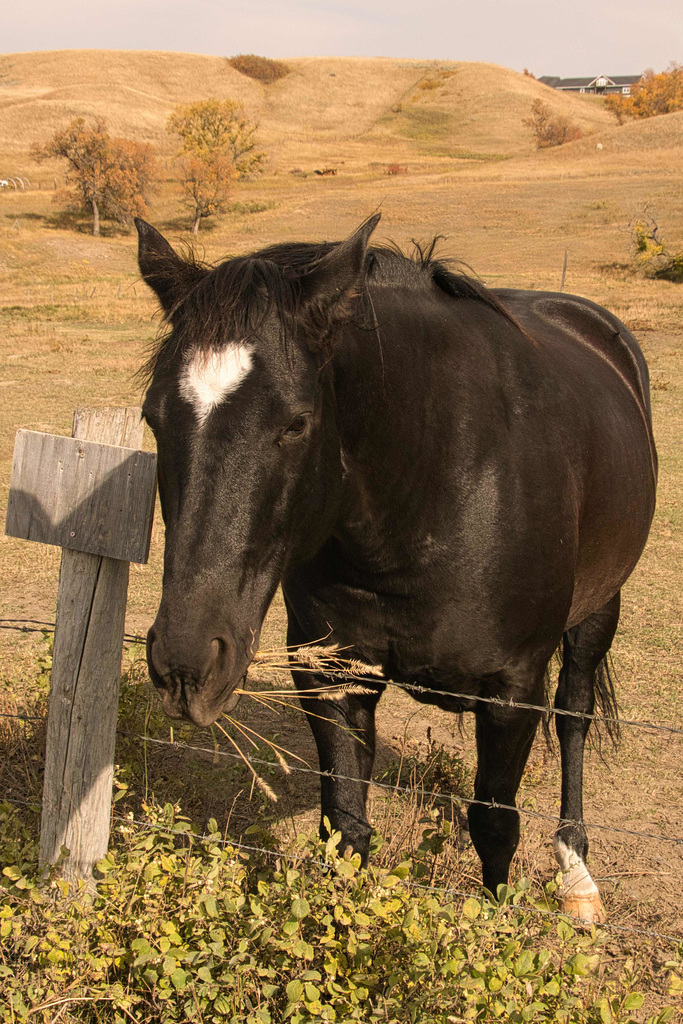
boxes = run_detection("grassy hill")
[542,107,683,159]
[0,49,616,167]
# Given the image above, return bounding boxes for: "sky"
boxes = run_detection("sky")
[3,0,682,78]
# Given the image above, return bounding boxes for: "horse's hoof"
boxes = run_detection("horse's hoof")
[559,891,606,924]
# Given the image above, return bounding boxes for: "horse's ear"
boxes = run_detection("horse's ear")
[299,213,380,345]
[135,218,204,316]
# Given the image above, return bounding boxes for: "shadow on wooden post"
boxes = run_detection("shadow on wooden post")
[5,407,157,887]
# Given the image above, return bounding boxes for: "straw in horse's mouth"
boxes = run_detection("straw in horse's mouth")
[248,643,385,694]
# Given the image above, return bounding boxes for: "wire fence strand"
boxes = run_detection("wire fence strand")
[124,731,683,847]
[5,721,681,848]
[0,710,44,722]
[3,616,681,945]
[2,618,681,737]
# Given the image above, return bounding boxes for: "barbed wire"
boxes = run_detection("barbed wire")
[388,679,683,736]
[3,617,681,932]
[2,618,681,737]
[0,619,143,647]
[0,710,44,722]
[125,731,683,847]
[3,719,679,847]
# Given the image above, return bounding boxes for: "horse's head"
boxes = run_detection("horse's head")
[136,214,379,726]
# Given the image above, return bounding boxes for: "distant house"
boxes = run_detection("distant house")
[539,74,642,96]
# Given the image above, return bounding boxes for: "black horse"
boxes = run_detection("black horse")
[136,214,656,922]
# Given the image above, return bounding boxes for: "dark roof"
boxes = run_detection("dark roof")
[558,77,593,87]
[540,73,642,89]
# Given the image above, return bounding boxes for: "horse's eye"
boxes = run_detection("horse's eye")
[282,413,311,440]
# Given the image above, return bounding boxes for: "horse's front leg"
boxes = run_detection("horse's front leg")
[468,677,543,895]
[290,662,383,863]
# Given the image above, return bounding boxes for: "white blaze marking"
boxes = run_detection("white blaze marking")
[554,837,600,897]
[179,346,254,425]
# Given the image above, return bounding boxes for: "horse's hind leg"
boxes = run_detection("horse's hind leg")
[554,591,621,923]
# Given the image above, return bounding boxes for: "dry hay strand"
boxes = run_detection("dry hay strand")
[216,706,320,803]
[237,689,369,747]
[214,717,279,803]
[229,643,384,752]
[221,713,311,772]
[248,642,384,699]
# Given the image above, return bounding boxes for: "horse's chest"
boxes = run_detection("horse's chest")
[284,570,512,690]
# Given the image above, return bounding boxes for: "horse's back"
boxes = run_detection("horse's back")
[494,289,654,423]
[487,288,656,625]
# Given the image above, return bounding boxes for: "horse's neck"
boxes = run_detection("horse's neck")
[330,299,448,564]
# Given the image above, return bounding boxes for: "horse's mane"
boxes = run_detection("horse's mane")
[139,237,522,384]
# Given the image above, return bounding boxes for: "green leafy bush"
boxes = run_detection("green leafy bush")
[1,801,679,1023]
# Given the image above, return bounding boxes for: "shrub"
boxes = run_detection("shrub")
[227,200,275,214]
[631,207,683,282]
[228,54,290,83]
[378,740,471,796]
[1,801,678,1023]
[522,100,582,148]
[606,63,683,122]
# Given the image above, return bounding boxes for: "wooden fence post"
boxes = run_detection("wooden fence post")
[40,407,146,884]
[5,406,156,885]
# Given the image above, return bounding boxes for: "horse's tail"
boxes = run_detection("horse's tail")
[543,649,620,750]
[593,652,620,746]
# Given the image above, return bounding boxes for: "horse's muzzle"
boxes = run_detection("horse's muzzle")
[146,627,238,727]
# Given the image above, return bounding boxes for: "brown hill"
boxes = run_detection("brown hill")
[0,49,616,168]
[366,62,615,156]
[539,107,683,160]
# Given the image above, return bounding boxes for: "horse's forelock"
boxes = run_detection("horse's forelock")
[138,248,314,386]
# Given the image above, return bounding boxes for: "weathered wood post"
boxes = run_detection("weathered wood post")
[5,407,157,884]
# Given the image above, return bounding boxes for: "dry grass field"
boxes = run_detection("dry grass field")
[0,50,681,1014]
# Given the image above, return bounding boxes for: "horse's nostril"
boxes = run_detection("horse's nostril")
[209,636,232,678]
